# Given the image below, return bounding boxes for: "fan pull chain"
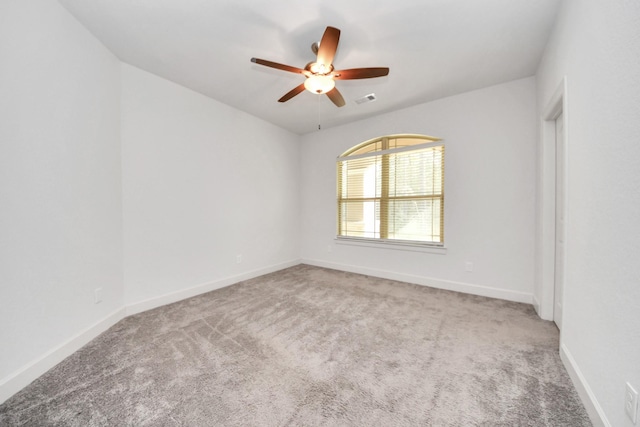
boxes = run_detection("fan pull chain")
[318,94,321,130]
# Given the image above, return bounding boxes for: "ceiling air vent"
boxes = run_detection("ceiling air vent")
[355,93,377,105]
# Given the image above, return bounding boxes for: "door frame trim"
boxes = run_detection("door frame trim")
[536,77,569,324]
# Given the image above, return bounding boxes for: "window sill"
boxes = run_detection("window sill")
[334,237,447,254]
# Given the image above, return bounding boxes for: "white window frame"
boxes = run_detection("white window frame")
[336,134,445,250]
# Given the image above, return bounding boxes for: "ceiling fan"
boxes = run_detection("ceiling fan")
[250,26,389,107]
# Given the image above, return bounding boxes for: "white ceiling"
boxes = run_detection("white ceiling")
[58,0,560,135]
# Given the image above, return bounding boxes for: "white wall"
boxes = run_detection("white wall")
[121,64,300,309]
[0,2,301,404]
[300,77,537,303]
[536,1,640,426]
[0,0,123,399]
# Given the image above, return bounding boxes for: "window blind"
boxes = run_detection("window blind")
[337,137,444,244]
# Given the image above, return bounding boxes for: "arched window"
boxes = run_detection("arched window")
[337,134,444,245]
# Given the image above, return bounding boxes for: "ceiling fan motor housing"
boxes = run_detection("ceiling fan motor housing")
[306,62,334,76]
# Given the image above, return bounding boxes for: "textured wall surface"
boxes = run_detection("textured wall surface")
[121,64,300,306]
[536,1,640,425]
[0,0,123,384]
[300,78,537,302]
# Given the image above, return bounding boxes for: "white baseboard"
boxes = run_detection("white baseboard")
[125,259,301,316]
[532,295,541,316]
[0,307,126,405]
[560,343,610,427]
[301,258,532,304]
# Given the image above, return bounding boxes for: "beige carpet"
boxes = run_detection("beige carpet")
[0,264,591,426]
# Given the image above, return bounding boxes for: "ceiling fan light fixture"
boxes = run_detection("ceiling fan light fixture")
[251,26,388,107]
[304,74,335,94]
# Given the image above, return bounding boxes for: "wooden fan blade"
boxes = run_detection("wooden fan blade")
[251,58,306,75]
[333,67,389,80]
[326,87,345,107]
[316,26,341,67]
[278,83,306,103]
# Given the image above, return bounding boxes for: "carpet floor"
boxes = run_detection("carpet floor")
[0,264,591,426]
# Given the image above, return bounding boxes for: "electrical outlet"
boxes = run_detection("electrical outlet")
[626,382,638,424]
[94,288,103,304]
[236,254,242,264]
[465,262,473,272]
